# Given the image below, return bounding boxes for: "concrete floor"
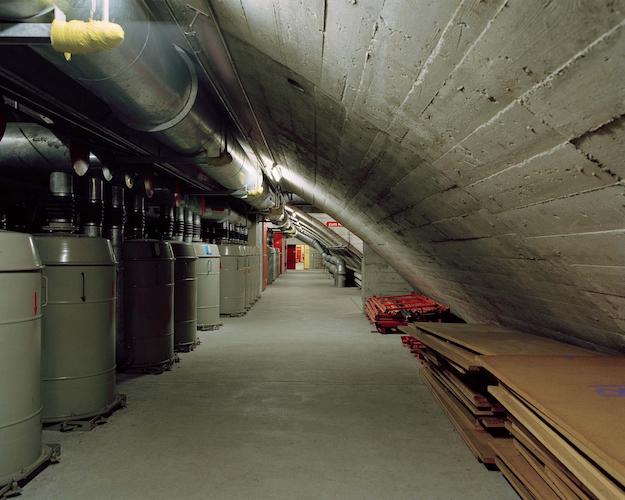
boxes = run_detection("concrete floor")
[24,270,515,500]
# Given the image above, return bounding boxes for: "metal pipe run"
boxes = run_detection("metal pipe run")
[0,122,108,178]
[295,231,345,287]
[10,0,275,209]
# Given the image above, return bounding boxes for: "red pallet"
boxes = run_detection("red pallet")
[366,292,448,334]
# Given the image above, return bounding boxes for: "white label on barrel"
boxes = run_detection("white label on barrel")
[204,245,212,256]
[154,243,161,256]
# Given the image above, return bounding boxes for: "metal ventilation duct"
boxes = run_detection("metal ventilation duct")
[0,0,53,19]
[286,205,362,258]
[295,230,346,287]
[0,122,107,177]
[3,0,275,209]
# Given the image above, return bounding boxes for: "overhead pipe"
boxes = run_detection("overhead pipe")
[288,204,362,273]
[0,1,53,19]
[200,205,247,226]
[19,0,275,209]
[291,220,334,249]
[286,205,362,258]
[0,122,110,178]
[295,230,345,288]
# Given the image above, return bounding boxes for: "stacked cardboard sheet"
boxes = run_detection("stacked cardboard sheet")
[483,356,625,500]
[399,323,618,498]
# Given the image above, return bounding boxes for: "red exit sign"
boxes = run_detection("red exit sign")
[325,221,342,227]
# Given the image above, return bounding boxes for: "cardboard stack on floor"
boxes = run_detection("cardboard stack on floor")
[484,356,625,500]
[400,323,624,499]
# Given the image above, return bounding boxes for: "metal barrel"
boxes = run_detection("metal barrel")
[33,235,117,423]
[240,246,251,310]
[0,231,45,487]
[218,244,246,315]
[248,246,260,303]
[169,241,197,351]
[193,243,220,330]
[121,240,174,369]
[246,246,256,304]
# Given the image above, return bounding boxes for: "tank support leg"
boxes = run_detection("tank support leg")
[44,394,127,432]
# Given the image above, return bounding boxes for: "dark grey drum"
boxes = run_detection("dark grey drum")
[121,240,174,371]
[0,232,47,489]
[169,241,198,352]
[33,235,117,423]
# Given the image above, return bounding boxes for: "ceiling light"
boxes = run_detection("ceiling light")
[72,158,89,176]
[102,166,113,181]
[143,176,155,198]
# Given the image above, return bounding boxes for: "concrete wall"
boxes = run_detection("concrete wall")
[212,1,625,352]
[361,243,413,307]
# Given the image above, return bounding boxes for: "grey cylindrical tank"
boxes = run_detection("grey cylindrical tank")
[169,241,197,351]
[247,246,258,304]
[33,235,116,423]
[193,242,220,330]
[218,244,245,315]
[240,246,251,310]
[0,231,45,488]
[122,240,174,370]
[252,246,261,300]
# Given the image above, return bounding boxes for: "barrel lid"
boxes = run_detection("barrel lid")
[218,244,242,256]
[168,240,197,259]
[123,239,174,261]
[34,233,115,265]
[193,242,220,258]
[0,231,43,271]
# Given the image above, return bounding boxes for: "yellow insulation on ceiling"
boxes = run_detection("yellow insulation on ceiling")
[50,18,124,60]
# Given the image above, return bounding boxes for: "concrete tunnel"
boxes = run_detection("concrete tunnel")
[0,1,624,498]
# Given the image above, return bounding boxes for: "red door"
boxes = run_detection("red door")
[286,245,296,270]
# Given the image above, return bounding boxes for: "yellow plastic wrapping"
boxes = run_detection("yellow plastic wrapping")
[50,19,124,60]
[247,185,265,198]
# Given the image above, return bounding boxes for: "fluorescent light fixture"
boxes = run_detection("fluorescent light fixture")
[102,166,113,181]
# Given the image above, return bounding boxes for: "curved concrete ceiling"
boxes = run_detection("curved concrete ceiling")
[210,0,625,352]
